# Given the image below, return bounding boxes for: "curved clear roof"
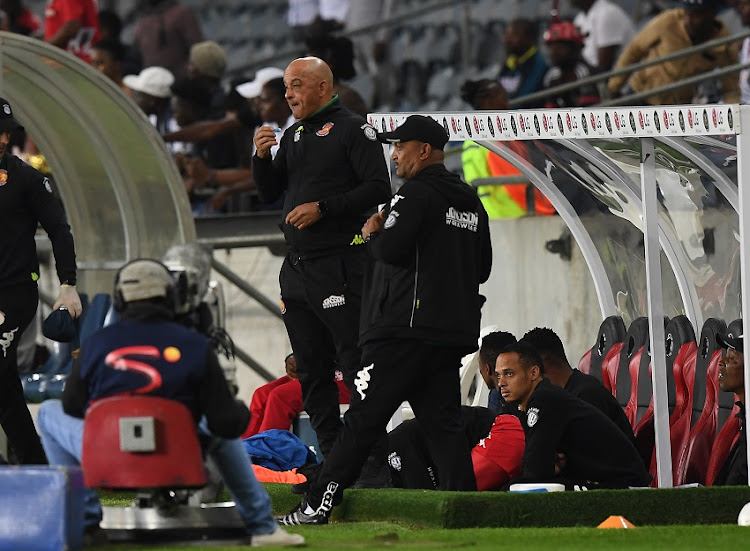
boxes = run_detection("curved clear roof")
[0,32,194,292]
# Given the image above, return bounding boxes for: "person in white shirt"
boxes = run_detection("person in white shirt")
[572,0,635,72]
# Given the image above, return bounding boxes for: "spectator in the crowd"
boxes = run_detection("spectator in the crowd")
[499,18,548,105]
[90,38,133,98]
[459,79,555,218]
[712,330,747,485]
[541,21,600,108]
[124,65,177,140]
[177,71,294,214]
[608,0,740,105]
[738,0,750,104]
[242,354,350,439]
[1,0,41,36]
[305,32,369,117]
[44,0,100,63]
[497,342,651,489]
[133,0,203,79]
[97,9,142,76]
[288,0,349,38]
[36,258,305,547]
[170,77,239,214]
[187,40,228,117]
[520,327,636,446]
[572,0,635,72]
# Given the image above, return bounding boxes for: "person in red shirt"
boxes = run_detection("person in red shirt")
[242,354,350,439]
[1,0,42,36]
[44,0,100,62]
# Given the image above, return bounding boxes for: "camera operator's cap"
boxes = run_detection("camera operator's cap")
[544,21,584,44]
[123,66,175,98]
[189,41,227,79]
[680,0,720,11]
[377,115,450,150]
[42,306,77,343]
[117,259,173,302]
[0,98,23,133]
[716,331,744,353]
[236,67,285,99]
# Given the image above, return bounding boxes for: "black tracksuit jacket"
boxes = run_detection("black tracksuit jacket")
[515,378,652,488]
[361,164,492,353]
[252,97,391,256]
[0,152,76,288]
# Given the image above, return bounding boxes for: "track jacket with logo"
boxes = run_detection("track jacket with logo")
[62,304,249,439]
[252,97,391,256]
[513,378,651,488]
[360,164,492,354]
[0,152,77,289]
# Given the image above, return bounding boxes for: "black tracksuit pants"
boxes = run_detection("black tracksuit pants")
[308,339,477,510]
[279,248,367,457]
[0,284,47,464]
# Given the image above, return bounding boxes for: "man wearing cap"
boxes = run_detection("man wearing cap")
[608,0,739,104]
[124,66,176,139]
[252,57,390,471]
[278,114,492,525]
[0,97,82,464]
[37,258,305,547]
[188,41,227,118]
[713,329,747,485]
[541,21,600,108]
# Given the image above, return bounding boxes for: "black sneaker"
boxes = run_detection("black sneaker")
[277,502,330,526]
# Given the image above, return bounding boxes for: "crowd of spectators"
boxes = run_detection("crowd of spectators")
[2,0,747,217]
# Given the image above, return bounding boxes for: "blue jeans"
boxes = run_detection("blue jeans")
[37,400,278,535]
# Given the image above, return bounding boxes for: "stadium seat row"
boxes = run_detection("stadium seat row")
[579,315,741,487]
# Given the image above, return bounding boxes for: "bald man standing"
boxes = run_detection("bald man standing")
[252,57,390,472]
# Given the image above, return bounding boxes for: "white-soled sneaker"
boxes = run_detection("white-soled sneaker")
[251,525,306,547]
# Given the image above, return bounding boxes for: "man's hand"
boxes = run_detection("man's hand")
[285,354,298,380]
[253,125,279,159]
[186,157,212,187]
[362,210,385,240]
[53,285,83,319]
[285,202,322,230]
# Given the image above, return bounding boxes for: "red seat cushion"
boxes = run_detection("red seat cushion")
[82,395,207,489]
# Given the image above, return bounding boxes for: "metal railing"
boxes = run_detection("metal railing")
[511,28,750,108]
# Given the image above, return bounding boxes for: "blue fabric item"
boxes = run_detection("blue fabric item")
[42,307,77,342]
[243,429,317,471]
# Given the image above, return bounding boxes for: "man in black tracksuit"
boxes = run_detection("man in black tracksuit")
[278,115,493,525]
[521,327,636,447]
[252,57,390,460]
[0,97,82,464]
[497,342,651,489]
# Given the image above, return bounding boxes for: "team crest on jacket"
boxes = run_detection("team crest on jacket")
[316,122,335,137]
[0,170,7,186]
[361,123,377,141]
[526,407,540,427]
[388,452,402,471]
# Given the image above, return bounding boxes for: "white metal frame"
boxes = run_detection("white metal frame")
[369,104,747,488]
